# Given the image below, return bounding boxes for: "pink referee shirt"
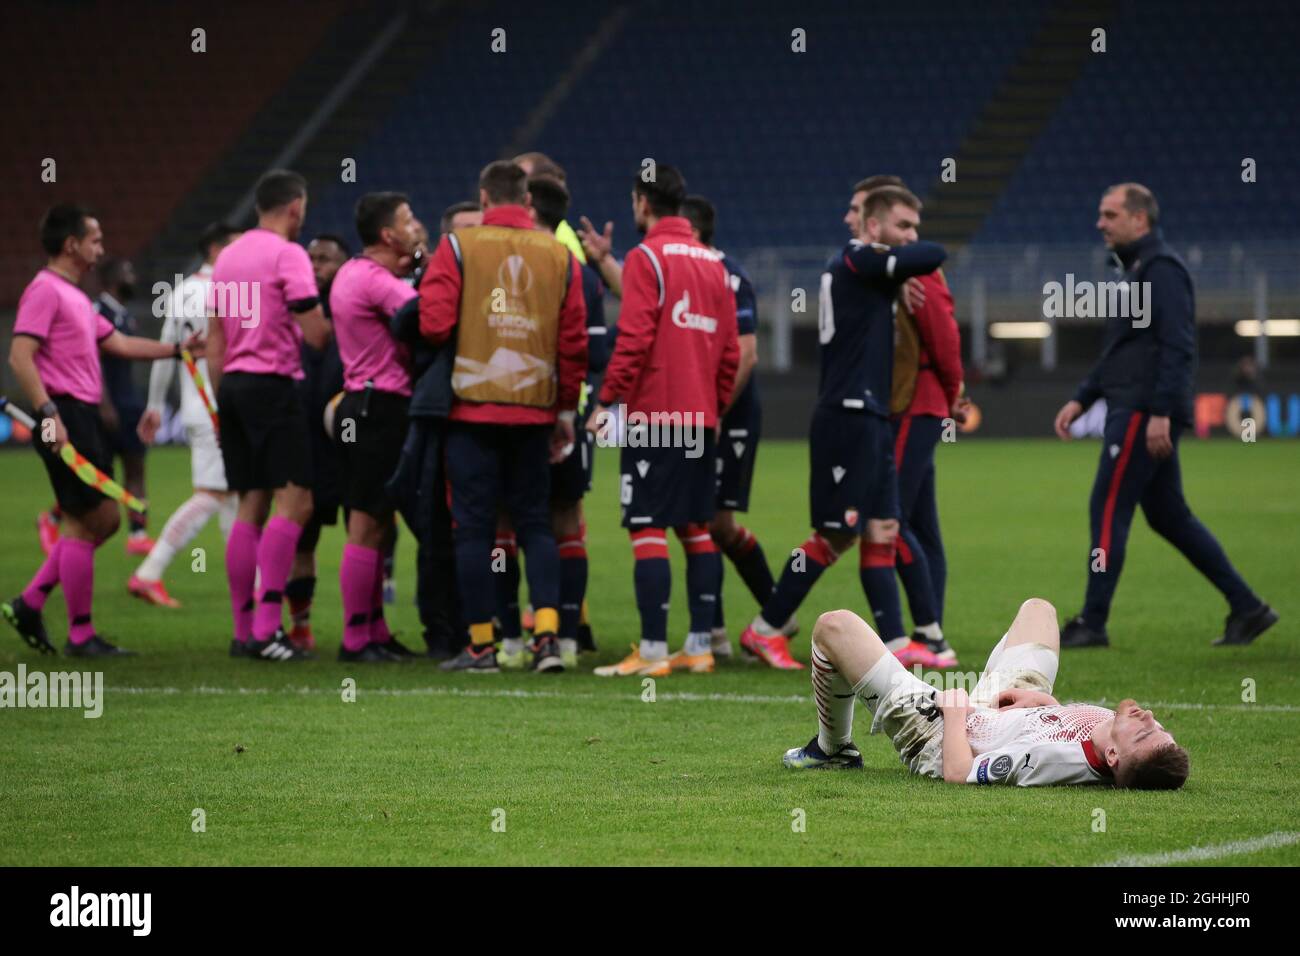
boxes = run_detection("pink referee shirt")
[13,269,116,404]
[329,256,416,396]
[209,228,318,380]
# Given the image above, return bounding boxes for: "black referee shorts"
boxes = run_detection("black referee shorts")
[333,389,409,517]
[217,372,312,492]
[34,396,113,517]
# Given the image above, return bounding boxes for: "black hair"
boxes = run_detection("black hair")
[527,176,570,231]
[354,191,410,247]
[197,221,239,259]
[254,168,308,213]
[679,195,716,246]
[440,200,481,235]
[39,203,94,256]
[633,164,687,218]
[309,233,352,256]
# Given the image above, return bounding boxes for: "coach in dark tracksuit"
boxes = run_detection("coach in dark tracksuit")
[1054,183,1277,648]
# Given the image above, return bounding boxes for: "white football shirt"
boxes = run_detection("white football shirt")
[963,703,1114,786]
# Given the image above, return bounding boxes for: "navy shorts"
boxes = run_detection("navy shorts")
[809,405,898,532]
[550,429,595,503]
[620,428,716,529]
[715,402,761,512]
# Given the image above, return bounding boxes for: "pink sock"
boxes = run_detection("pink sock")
[370,558,391,643]
[22,539,64,610]
[340,543,379,652]
[59,538,97,645]
[226,520,261,642]
[253,516,302,640]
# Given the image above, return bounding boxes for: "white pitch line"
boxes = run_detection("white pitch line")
[1099,830,1300,867]
[101,685,1300,711]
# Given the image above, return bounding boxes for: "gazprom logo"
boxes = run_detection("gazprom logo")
[670,290,718,333]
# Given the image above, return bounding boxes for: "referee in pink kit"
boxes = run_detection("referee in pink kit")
[4,204,202,657]
[205,170,332,662]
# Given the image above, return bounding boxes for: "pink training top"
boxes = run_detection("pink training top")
[209,228,318,380]
[329,256,416,396]
[13,269,116,404]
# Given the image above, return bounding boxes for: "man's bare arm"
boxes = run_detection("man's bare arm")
[938,688,975,783]
[994,688,1060,710]
[294,304,331,350]
[723,333,757,414]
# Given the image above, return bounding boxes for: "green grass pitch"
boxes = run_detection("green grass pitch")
[0,437,1296,866]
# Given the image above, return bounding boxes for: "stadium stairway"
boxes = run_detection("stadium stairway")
[918,0,1119,248]
[136,1,465,287]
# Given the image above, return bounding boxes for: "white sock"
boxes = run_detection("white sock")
[884,636,910,652]
[559,637,578,657]
[915,621,943,641]
[503,637,525,656]
[217,495,237,539]
[640,639,668,661]
[684,631,712,655]
[751,615,781,637]
[811,642,855,753]
[135,492,221,582]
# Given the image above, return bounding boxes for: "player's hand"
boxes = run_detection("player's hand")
[936,687,971,718]
[586,403,609,439]
[181,331,206,358]
[137,408,162,445]
[902,277,926,314]
[550,415,576,464]
[1053,399,1083,440]
[577,216,614,263]
[41,413,69,453]
[1146,415,1173,460]
[950,394,972,425]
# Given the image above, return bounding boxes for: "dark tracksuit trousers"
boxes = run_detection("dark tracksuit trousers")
[892,413,946,627]
[1082,407,1260,629]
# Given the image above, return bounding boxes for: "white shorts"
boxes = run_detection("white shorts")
[858,634,1060,779]
[187,422,228,491]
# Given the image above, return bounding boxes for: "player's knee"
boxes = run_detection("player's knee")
[867,518,898,545]
[1019,597,1058,627]
[94,504,121,542]
[813,609,858,650]
[708,512,737,547]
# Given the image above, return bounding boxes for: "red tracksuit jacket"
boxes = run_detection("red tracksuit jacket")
[418,204,588,425]
[598,217,738,428]
[906,270,963,418]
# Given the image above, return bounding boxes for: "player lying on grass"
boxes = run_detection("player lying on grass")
[784,599,1189,788]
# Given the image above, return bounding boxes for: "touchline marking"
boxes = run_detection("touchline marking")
[1099,831,1300,867]
[101,686,1300,711]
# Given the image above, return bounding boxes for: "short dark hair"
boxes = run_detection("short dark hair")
[1107,182,1160,227]
[679,195,716,246]
[863,185,922,221]
[854,174,906,194]
[97,256,130,287]
[514,151,566,183]
[197,222,239,259]
[440,201,481,235]
[39,203,94,256]
[479,161,528,205]
[633,164,686,218]
[1115,742,1189,790]
[254,169,308,213]
[354,191,410,247]
[309,233,351,257]
[528,176,570,231]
